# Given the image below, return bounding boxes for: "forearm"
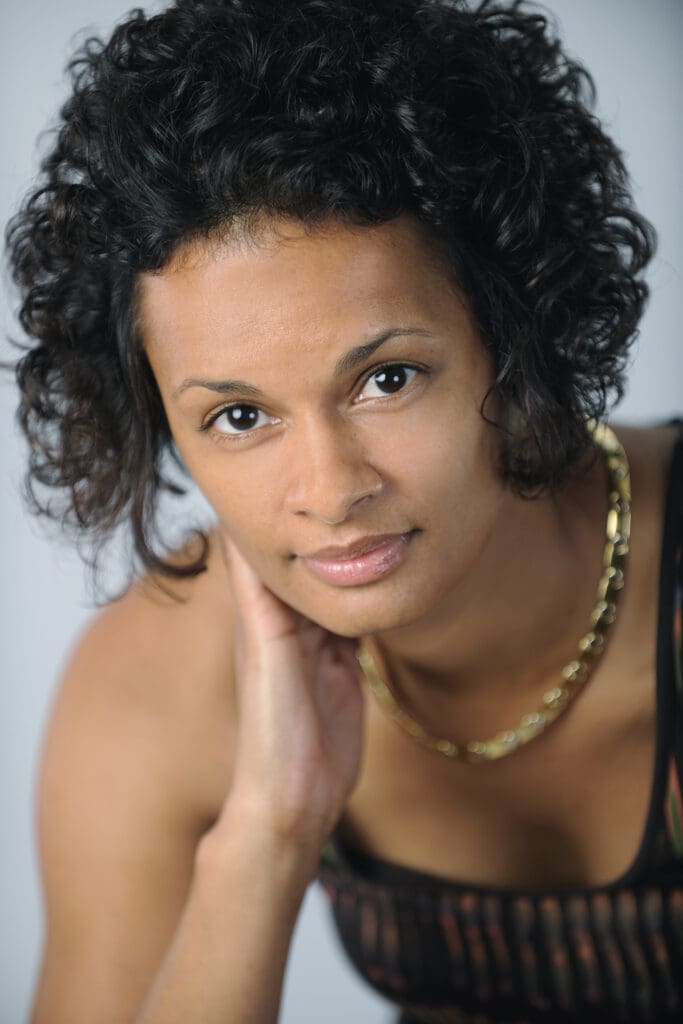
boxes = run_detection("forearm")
[134,805,320,1024]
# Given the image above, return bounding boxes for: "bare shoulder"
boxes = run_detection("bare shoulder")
[52,529,237,823]
[609,417,681,562]
[611,416,681,472]
[32,530,236,1023]
[600,418,681,690]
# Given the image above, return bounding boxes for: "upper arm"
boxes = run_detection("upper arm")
[30,571,236,1024]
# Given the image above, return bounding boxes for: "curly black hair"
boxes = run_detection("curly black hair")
[5,0,655,580]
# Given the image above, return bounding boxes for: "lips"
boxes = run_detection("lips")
[300,530,417,587]
[302,533,411,561]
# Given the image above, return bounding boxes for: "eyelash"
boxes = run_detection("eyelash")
[200,361,428,441]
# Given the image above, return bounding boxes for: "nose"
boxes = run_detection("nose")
[283,415,384,524]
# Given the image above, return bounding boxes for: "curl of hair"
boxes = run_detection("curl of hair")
[6,0,655,579]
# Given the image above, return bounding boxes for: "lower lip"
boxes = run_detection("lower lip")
[302,532,416,587]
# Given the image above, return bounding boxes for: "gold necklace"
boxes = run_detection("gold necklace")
[356,420,631,763]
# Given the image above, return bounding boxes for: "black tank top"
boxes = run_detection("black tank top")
[317,420,683,1024]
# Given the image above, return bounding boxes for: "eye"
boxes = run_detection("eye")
[202,403,277,436]
[358,363,421,400]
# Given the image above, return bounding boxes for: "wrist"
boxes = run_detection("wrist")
[198,795,325,890]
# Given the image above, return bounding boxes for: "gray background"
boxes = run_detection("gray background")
[1,1,681,1021]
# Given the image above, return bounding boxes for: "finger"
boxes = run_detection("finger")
[222,532,302,644]
[222,532,265,603]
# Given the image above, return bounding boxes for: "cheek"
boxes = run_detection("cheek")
[172,435,279,541]
[395,406,504,570]
[376,392,497,503]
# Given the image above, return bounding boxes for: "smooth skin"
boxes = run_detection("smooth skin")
[30,214,678,1022]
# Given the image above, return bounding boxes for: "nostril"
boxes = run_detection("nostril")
[294,476,384,524]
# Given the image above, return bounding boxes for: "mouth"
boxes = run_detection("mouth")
[299,530,419,587]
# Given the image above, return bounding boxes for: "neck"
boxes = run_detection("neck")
[371,448,608,730]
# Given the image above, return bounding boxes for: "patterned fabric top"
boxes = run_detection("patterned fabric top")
[317,420,683,1024]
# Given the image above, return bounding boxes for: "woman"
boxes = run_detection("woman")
[6,0,681,1021]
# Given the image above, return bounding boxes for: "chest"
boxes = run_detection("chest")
[338,654,658,890]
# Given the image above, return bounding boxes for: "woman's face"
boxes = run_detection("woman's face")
[140,215,506,637]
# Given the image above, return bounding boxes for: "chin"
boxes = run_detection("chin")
[290,580,436,639]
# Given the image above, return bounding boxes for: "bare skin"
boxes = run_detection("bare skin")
[29,214,679,1021]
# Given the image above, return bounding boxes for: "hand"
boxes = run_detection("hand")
[215,533,366,853]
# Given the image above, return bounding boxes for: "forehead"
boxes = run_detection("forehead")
[138,215,459,357]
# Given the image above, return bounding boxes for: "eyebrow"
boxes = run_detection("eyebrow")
[171,326,435,401]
